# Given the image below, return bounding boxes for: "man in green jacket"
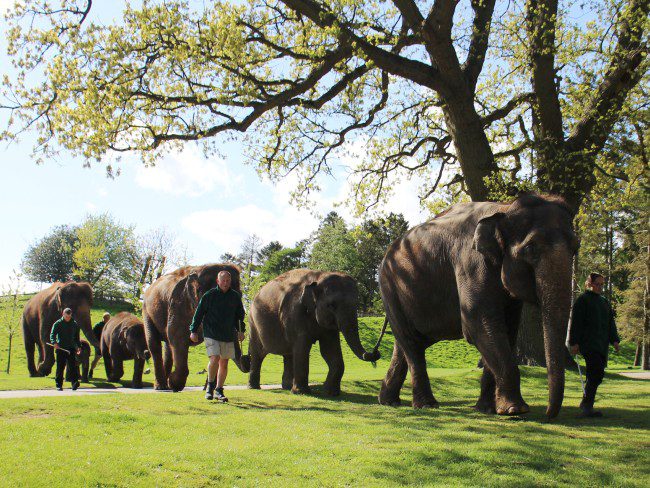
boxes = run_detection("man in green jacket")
[189,271,245,402]
[569,273,620,417]
[50,308,83,391]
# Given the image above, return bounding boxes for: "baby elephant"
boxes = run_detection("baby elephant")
[102,312,151,388]
[65,340,91,383]
[245,269,379,395]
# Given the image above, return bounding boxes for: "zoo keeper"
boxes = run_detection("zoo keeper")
[189,270,245,402]
[50,308,82,391]
[569,273,620,418]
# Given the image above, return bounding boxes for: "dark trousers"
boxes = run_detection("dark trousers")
[55,349,78,387]
[581,350,606,408]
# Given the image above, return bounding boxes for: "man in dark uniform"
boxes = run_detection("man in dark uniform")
[569,273,620,417]
[89,312,111,379]
[50,308,82,391]
[190,270,245,402]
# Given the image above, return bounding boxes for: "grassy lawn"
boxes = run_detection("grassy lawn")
[1,295,648,486]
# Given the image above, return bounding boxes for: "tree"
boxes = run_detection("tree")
[355,213,409,312]
[21,225,77,283]
[237,234,264,302]
[249,245,306,298]
[258,241,284,264]
[73,213,138,297]
[2,1,646,212]
[1,270,24,374]
[309,217,364,293]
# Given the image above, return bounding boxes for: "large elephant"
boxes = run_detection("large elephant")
[101,312,151,388]
[142,263,246,391]
[378,193,577,418]
[244,269,380,395]
[21,281,98,377]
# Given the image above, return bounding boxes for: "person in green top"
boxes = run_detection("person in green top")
[569,273,620,417]
[190,270,245,402]
[50,308,83,391]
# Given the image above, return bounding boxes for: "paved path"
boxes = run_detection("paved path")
[617,371,650,380]
[0,384,285,399]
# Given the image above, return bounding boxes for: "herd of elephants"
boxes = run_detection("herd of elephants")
[21,193,578,418]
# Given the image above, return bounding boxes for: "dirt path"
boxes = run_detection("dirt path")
[0,384,285,399]
[617,371,650,380]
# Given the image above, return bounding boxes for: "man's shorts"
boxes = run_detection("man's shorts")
[204,338,235,359]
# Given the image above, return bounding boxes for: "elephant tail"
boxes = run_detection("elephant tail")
[365,316,390,365]
[234,317,252,373]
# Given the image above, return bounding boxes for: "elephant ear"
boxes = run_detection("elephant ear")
[53,285,63,312]
[300,282,320,315]
[473,212,506,264]
[170,272,200,313]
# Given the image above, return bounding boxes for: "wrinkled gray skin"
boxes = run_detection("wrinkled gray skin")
[379,194,577,418]
[142,263,246,391]
[21,281,98,377]
[101,312,151,388]
[245,269,380,395]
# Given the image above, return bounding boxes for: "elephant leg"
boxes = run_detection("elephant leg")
[111,358,125,382]
[319,333,344,396]
[132,358,145,389]
[402,341,438,409]
[379,342,408,406]
[473,324,528,416]
[475,365,497,414]
[281,355,294,390]
[37,323,55,376]
[163,342,173,380]
[248,347,266,390]
[23,324,38,377]
[103,343,113,381]
[475,301,523,414]
[143,318,168,390]
[81,360,89,383]
[291,337,312,395]
[168,341,190,392]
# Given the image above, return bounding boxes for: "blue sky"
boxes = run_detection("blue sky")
[0,0,429,291]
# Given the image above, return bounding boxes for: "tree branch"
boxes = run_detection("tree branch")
[463,0,496,91]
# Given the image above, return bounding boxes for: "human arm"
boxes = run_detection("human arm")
[74,322,82,353]
[50,320,60,346]
[568,296,585,353]
[189,292,209,342]
[608,303,620,352]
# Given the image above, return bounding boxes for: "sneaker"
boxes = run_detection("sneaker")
[56,386,63,391]
[72,381,80,391]
[205,381,215,401]
[215,387,228,403]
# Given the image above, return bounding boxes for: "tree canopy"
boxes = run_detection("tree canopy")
[2,0,647,211]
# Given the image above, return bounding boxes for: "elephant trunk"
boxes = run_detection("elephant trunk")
[340,317,380,362]
[76,304,99,348]
[538,250,573,418]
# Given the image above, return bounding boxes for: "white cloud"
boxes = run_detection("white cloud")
[135,145,238,197]
[182,203,319,253]
[85,202,97,212]
[97,187,109,197]
[0,1,21,13]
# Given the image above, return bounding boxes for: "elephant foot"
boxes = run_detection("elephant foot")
[323,385,341,397]
[132,383,143,389]
[412,392,440,409]
[474,398,496,415]
[248,382,261,390]
[291,385,312,395]
[378,395,402,407]
[281,382,292,391]
[88,370,94,380]
[495,399,530,416]
[81,377,89,383]
[154,382,170,391]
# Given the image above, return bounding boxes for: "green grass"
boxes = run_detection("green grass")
[0,369,648,487]
[1,296,648,486]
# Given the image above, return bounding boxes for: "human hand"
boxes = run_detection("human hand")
[76,348,82,355]
[53,343,61,350]
[613,342,620,352]
[569,344,579,355]
[190,332,199,343]
[238,331,245,342]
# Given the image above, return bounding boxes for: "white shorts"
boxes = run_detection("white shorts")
[204,338,235,359]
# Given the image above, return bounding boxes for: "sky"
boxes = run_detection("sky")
[0,0,430,292]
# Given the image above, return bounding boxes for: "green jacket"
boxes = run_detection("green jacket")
[50,317,81,351]
[569,291,620,356]
[189,286,245,342]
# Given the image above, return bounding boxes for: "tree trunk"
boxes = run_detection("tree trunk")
[634,341,642,366]
[516,303,546,366]
[643,238,649,370]
[6,333,12,374]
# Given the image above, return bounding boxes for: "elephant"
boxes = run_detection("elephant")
[21,281,98,377]
[243,269,380,395]
[378,193,578,418]
[142,263,247,391]
[101,312,151,388]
